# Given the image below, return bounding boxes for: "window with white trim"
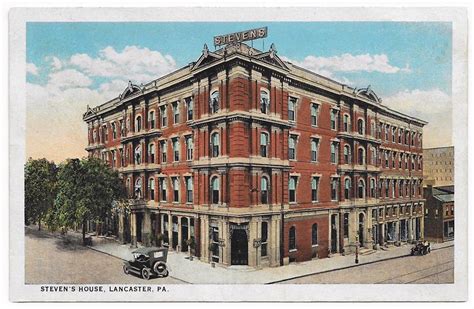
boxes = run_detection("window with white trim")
[311,138,319,162]
[289,176,297,203]
[288,97,297,121]
[311,177,319,202]
[311,104,319,126]
[260,90,270,114]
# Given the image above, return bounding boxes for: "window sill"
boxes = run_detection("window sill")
[289,249,297,253]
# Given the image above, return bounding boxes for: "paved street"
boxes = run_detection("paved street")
[276,246,454,284]
[25,228,186,284]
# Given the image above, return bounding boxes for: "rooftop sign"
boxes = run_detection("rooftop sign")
[213,27,268,47]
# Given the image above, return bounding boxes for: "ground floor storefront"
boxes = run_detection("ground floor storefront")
[108,200,424,268]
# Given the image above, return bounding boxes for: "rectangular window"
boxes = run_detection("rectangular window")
[311,177,319,202]
[311,139,319,162]
[149,144,155,163]
[186,177,193,203]
[160,178,167,202]
[186,97,193,121]
[173,101,179,124]
[161,106,167,127]
[186,136,193,160]
[149,178,155,201]
[161,140,167,163]
[289,176,297,203]
[311,104,319,126]
[331,178,339,201]
[289,227,296,251]
[260,133,269,157]
[330,142,337,164]
[173,138,180,162]
[149,111,155,129]
[288,97,297,121]
[330,110,337,130]
[289,135,297,160]
[172,177,179,202]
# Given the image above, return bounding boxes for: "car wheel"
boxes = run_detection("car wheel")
[123,265,130,275]
[154,262,168,276]
[142,268,151,280]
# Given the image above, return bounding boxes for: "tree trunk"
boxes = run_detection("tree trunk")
[82,220,86,246]
[38,217,42,231]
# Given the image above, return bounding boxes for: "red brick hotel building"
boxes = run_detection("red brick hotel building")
[84,38,426,267]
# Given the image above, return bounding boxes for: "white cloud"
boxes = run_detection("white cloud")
[69,45,177,84]
[50,56,62,70]
[383,89,452,148]
[283,53,411,84]
[47,69,93,90]
[26,62,38,75]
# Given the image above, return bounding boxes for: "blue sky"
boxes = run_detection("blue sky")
[25,22,453,162]
[27,22,451,96]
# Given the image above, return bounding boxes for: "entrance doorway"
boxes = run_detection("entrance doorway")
[358,213,364,246]
[136,213,143,243]
[331,214,338,253]
[231,229,248,265]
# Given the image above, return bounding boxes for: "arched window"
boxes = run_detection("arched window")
[358,147,365,165]
[149,178,155,200]
[135,116,142,132]
[211,132,220,157]
[358,179,365,198]
[260,90,270,114]
[358,119,365,135]
[261,177,269,204]
[126,178,131,197]
[210,91,219,114]
[211,176,220,204]
[134,145,142,165]
[370,179,376,197]
[149,111,155,129]
[148,144,155,163]
[289,226,296,250]
[345,178,351,200]
[311,224,318,246]
[344,145,351,164]
[311,139,319,162]
[135,177,142,199]
[260,132,269,157]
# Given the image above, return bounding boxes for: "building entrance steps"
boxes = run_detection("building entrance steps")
[84,231,454,284]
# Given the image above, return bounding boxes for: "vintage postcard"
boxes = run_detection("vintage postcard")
[9,7,468,302]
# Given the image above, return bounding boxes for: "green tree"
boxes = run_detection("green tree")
[24,158,58,230]
[53,157,126,245]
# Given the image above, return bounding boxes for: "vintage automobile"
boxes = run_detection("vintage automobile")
[123,247,169,280]
[410,241,431,256]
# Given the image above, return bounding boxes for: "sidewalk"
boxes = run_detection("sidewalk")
[87,235,453,284]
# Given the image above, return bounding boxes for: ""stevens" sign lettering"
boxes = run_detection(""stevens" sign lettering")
[214,27,267,46]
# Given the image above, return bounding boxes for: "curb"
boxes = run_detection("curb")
[266,244,453,284]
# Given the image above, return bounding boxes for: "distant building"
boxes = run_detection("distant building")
[423,146,454,187]
[423,185,454,242]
